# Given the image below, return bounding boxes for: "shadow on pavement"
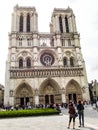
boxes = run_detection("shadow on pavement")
[77,126,97,130]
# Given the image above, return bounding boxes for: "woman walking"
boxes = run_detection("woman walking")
[67,102,76,129]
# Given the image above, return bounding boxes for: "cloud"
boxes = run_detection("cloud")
[70,0,98,81]
[0,0,98,85]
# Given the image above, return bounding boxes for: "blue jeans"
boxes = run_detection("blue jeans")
[78,111,84,126]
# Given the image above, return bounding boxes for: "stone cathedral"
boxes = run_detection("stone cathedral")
[4,5,90,107]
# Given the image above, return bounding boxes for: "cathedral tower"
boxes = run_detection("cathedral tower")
[4,5,90,107]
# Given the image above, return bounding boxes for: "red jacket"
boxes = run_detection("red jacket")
[68,105,76,115]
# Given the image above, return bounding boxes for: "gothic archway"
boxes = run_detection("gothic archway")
[39,78,62,105]
[14,83,34,107]
[66,79,82,104]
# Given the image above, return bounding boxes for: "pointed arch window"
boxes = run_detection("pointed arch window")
[59,16,63,33]
[19,58,23,68]
[63,57,67,67]
[26,58,31,68]
[70,57,74,67]
[65,16,69,33]
[26,14,30,32]
[19,14,23,32]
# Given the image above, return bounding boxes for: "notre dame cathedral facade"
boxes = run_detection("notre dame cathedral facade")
[4,5,90,107]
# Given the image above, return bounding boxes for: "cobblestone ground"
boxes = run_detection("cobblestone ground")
[0,105,97,130]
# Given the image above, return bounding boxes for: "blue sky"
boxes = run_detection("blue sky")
[0,0,98,85]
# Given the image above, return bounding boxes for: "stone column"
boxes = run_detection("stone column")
[69,16,73,32]
[53,36,56,47]
[72,15,77,33]
[9,90,14,106]
[33,13,37,32]
[30,13,34,32]
[56,35,61,46]
[34,89,39,105]
[11,13,14,32]
[62,16,66,32]
[33,34,38,46]
[11,12,17,32]
[67,58,70,67]
[52,16,55,32]
[23,14,26,32]
[36,13,38,32]
[55,15,59,33]
[61,88,66,103]
[56,35,62,66]
[16,14,19,32]
[11,34,16,46]
[33,33,38,66]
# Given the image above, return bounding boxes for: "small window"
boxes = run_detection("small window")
[26,14,30,32]
[19,15,23,32]
[27,39,31,46]
[59,16,63,33]
[65,16,69,33]
[19,38,22,46]
[26,58,31,68]
[63,57,67,67]
[70,57,74,67]
[19,58,23,68]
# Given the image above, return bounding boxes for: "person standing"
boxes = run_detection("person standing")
[67,102,76,129]
[77,100,84,127]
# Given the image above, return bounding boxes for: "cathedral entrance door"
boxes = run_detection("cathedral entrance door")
[20,97,24,106]
[26,97,29,105]
[39,80,61,105]
[15,83,33,106]
[68,93,77,103]
[20,97,29,107]
[45,95,54,104]
[50,95,54,104]
[66,80,83,104]
[73,94,76,103]
[45,95,49,104]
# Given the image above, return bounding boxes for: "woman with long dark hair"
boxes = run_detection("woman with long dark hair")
[67,102,76,129]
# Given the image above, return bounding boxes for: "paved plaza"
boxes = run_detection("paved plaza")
[0,105,98,130]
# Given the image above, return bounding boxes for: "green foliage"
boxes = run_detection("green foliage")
[0,108,59,118]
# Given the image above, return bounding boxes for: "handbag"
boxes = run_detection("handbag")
[75,112,78,117]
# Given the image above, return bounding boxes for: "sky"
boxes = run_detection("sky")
[0,0,98,86]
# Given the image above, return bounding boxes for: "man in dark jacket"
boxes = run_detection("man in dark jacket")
[77,100,84,127]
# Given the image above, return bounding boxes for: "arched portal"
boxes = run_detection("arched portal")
[14,83,34,107]
[66,79,82,104]
[39,78,62,105]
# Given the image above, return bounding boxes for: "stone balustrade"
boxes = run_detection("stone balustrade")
[10,66,83,78]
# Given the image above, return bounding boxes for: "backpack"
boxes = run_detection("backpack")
[77,104,84,113]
